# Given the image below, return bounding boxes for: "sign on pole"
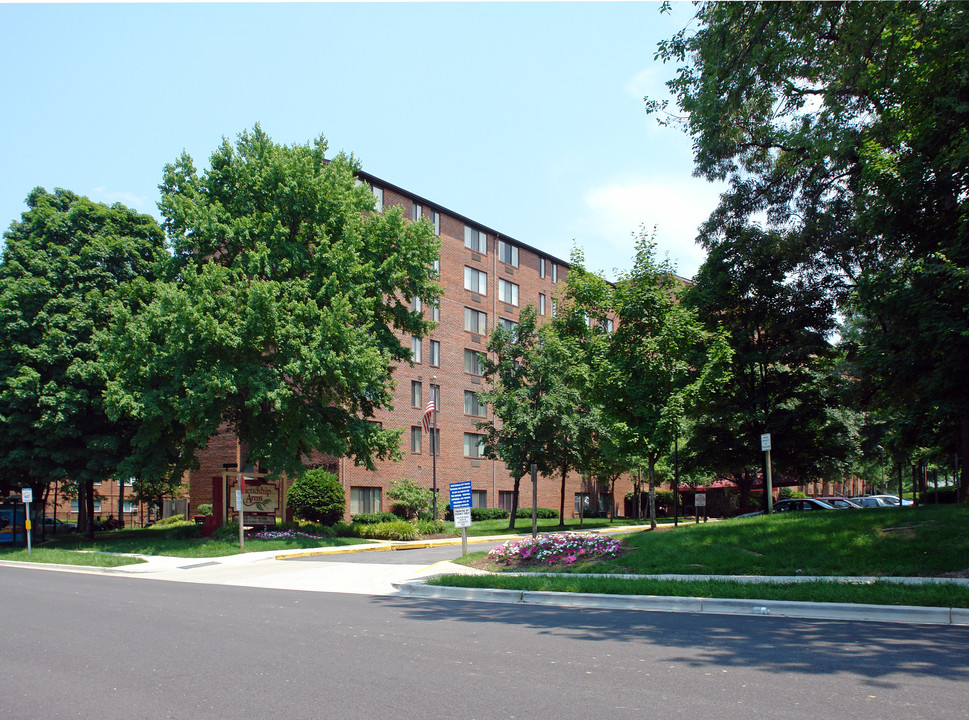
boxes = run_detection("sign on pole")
[22,488,33,554]
[695,492,706,508]
[761,433,772,452]
[761,433,774,514]
[449,481,473,556]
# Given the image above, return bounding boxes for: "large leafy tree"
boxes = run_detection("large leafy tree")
[600,233,731,529]
[105,126,440,481]
[651,1,969,500]
[683,227,858,511]
[0,188,166,535]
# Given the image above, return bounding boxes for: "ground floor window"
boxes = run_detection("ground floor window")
[498,491,516,511]
[70,500,101,514]
[574,493,590,515]
[350,487,382,515]
[472,490,487,508]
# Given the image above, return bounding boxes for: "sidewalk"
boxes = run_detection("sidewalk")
[2,531,967,626]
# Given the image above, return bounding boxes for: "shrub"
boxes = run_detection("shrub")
[287,469,345,525]
[355,520,417,541]
[779,487,809,500]
[352,512,400,525]
[515,507,558,519]
[212,522,241,541]
[416,518,446,536]
[154,515,190,527]
[196,504,213,516]
[387,478,432,520]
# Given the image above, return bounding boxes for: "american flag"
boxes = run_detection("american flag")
[421,399,435,434]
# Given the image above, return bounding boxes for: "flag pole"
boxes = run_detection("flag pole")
[431,377,438,521]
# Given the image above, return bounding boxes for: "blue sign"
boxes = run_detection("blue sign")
[449,481,472,510]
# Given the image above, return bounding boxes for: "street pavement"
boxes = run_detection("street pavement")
[2,529,967,626]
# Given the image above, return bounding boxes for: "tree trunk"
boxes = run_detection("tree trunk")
[558,465,567,528]
[960,415,969,503]
[118,479,125,529]
[507,475,521,530]
[647,455,657,531]
[85,480,96,539]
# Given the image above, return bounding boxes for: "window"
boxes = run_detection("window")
[464,348,485,375]
[539,258,547,278]
[431,257,440,277]
[432,211,441,236]
[125,477,135,487]
[574,493,591,514]
[412,203,422,222]
[428,428,440,455]
[71,501,102,513]
[464,226,487,254]
[464,432,486,458]
[539,293,546,316]
[412,296,422,313]
[497,240,518,267]
[411,380,422,408]
[464,308,487,335]
[371,186,383,212]
[123,501,137,513]
[410,426,422,453]
[464,390,487,418]
[412,336,422,363]
[499,490,516,511]
[499,318,518,340]
[429,340,440,367]
[604,318,614,333]
[350,487,382,515]
[551,298,558,317]
[472,490,487,508]
[430,383,440,411]
[498,279,519,306]
[464,266,488,295]
[430,300,440,323]
[551,263,558,283]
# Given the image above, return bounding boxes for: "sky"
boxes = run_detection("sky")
[0,1,725,281]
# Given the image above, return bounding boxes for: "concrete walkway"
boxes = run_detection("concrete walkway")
[2,531,968,626]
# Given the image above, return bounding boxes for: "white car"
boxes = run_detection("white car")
[850,495,914,508]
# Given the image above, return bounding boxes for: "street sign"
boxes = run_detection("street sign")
[453,507,472,528]
[761,433,772,452]
[449,481,472,510]
[22,488,33,504]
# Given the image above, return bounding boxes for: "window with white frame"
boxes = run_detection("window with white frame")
[551,263,558,283]
[539,293,546,316]
[464,308,487,335]
[412,336,422,363]
[464,348,485,375]
[71,500,102,513]
[413,203,422,222]
[125,477,135,487]
[430,299,440,322]
[605,319,614,333]
[539,258,546,278]
[412,296,422,313]
[464,266,488,295]
[429,339,440,367]
[497,240,519,267]
[432,257,440,277]
[464,226,487,254]
[498,317,518,340]
[498,279,519,306]
[464,432,486,458]
[464,390,487,418]
[371,186,383,212]
[123,501,137,513]
[411,380,422,408]
[551,298,558,317]
[350,487,382,515]
[432,211,441,236]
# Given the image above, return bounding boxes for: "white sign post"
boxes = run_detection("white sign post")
[22,488,33,555]
[761,433,774,514]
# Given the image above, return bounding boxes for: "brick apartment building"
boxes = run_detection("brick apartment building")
[184,169,634,524]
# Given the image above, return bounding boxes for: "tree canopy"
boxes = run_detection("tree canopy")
[651,1,969,499]
[0,188,166,531]
[105,126,441,481]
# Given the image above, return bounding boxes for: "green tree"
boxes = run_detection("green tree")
[0,188,166,536]
[286,469,345,525]
[650,1,969,500]
[387,477,432,520]
[600,232,731,529]
[105,126,441,481]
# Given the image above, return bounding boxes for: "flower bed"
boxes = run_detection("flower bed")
[249,529,330,541]
[487,533,625,567]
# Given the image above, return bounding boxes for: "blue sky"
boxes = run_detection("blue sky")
[0,1,724,281]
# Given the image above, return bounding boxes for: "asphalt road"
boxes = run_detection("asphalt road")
[4,566,968,720]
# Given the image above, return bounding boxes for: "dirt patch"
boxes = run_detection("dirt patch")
[936,568,969,578]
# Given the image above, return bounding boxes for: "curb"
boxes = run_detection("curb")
[392,579,969,626]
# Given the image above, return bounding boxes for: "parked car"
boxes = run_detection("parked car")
[42,517,76,533]
[815,496,864,509]
[850,495,914,508]
[772,498,837,513]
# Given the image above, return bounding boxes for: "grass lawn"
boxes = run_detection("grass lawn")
[437,504,969,608]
